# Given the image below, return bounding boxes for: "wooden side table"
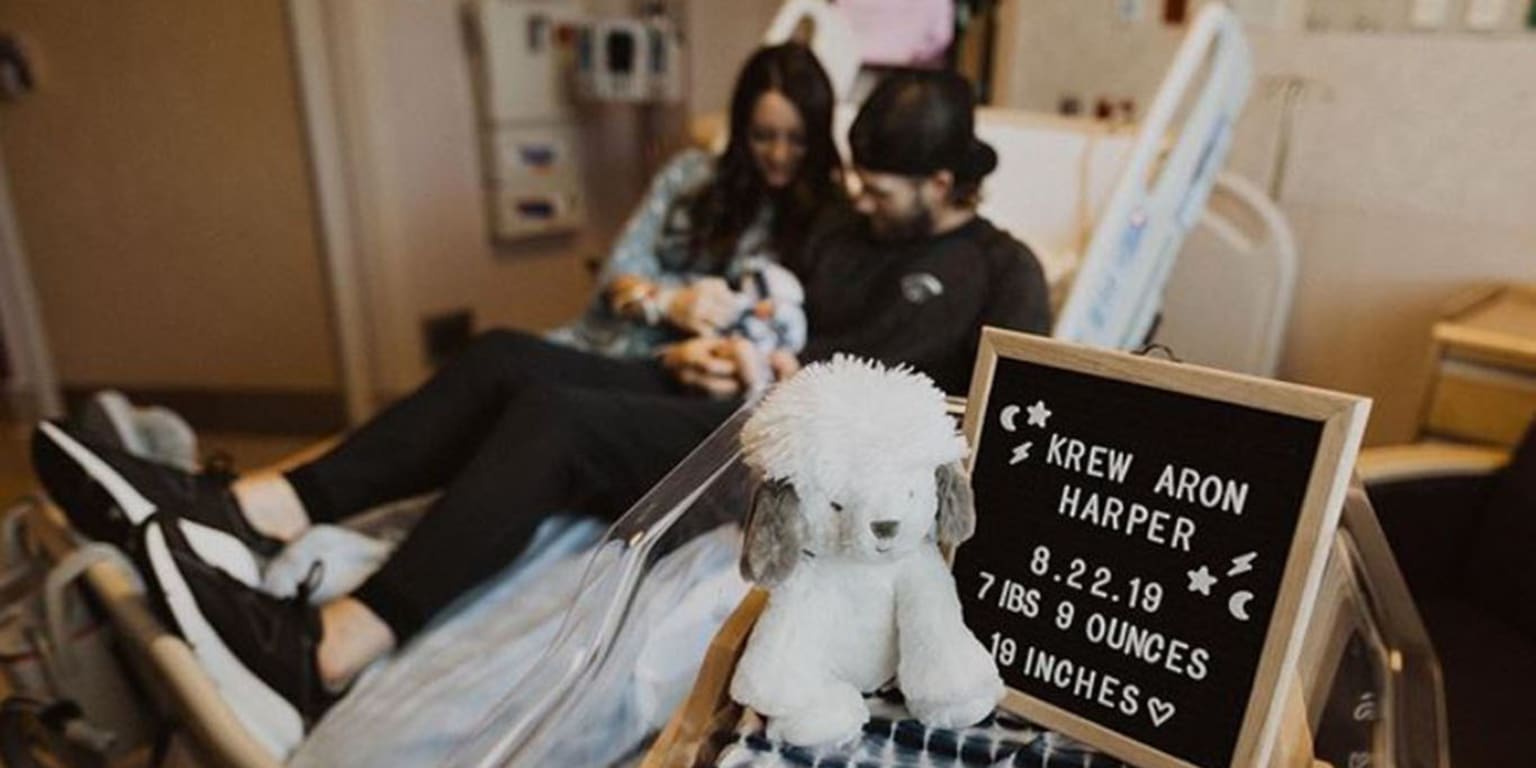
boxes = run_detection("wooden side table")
[1420,284,1536,448]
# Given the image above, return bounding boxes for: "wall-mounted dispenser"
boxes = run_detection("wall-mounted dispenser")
[469,0,587,241]
[576,14,682,103]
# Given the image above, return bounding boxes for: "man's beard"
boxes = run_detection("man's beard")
[869,204,935,243]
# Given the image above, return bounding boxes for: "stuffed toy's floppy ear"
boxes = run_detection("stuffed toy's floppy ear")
[741,478,804,587]
[936,461,977,546]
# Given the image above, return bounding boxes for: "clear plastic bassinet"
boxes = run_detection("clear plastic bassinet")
[444,403,759,767]
[448,402,1447,768]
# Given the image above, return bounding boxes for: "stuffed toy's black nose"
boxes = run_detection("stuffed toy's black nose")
[871,520,900,540]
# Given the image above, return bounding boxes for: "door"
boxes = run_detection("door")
[0,134,61,421]
[0,0,341,425]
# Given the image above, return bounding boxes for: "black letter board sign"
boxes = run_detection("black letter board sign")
[956,329,1369,768]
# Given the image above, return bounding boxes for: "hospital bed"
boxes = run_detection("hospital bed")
[22,5,1353,767]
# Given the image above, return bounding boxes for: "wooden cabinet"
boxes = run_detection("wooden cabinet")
[1420,285,1536,447]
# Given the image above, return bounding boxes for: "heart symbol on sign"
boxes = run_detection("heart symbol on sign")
[1348,753,1371,768]
[1148,698,1175,727]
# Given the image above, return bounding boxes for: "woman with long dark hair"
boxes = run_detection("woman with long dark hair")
[551,42,842,356]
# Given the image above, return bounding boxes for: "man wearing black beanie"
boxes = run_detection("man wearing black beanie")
[773,69,1052,394]
[850,70,1002,240]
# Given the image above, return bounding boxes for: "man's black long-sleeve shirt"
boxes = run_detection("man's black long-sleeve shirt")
[797,213,1051,395]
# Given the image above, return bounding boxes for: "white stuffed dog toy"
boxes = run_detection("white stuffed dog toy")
[729,356,1004,746]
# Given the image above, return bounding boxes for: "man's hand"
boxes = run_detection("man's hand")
[662,337,745,397]
[662,336,784,396]
[662,338,802,397]
[665,277,738,336]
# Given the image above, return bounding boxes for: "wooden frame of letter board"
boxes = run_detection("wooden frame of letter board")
[961,328,1370,768]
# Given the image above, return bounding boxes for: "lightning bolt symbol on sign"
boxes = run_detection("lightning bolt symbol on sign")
[1228,551,1258,576]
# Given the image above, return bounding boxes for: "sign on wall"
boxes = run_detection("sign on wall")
[955,329,1369,768]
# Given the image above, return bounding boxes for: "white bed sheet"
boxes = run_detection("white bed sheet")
[279,518,747,767]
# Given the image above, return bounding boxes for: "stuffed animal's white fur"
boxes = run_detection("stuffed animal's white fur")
[729,356,1004,746]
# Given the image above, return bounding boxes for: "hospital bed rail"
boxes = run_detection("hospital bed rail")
[1053,3,1253,351]
[25,502,284,768]
[20,442,342,767]
[1156,171,1299,377]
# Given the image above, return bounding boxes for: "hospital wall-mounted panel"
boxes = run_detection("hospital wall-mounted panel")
[470,0,589,243]
[485,124,586,239]
[1002,0,1532,41]
[472,0,585,123]
[1304,0,1531,33]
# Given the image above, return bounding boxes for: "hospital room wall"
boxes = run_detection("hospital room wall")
[685,0,784,112]
[0,1,341,405]
[995,1,1536,444]
[325,0,657,399]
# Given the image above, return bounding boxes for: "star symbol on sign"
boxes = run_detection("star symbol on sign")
[1025,400,1052,428]
[1187,565,1218,596]
[1009,441,1033,466]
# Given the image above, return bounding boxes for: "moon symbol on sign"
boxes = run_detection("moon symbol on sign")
[1228,590,1254,622]
[1000,405,1021,433]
